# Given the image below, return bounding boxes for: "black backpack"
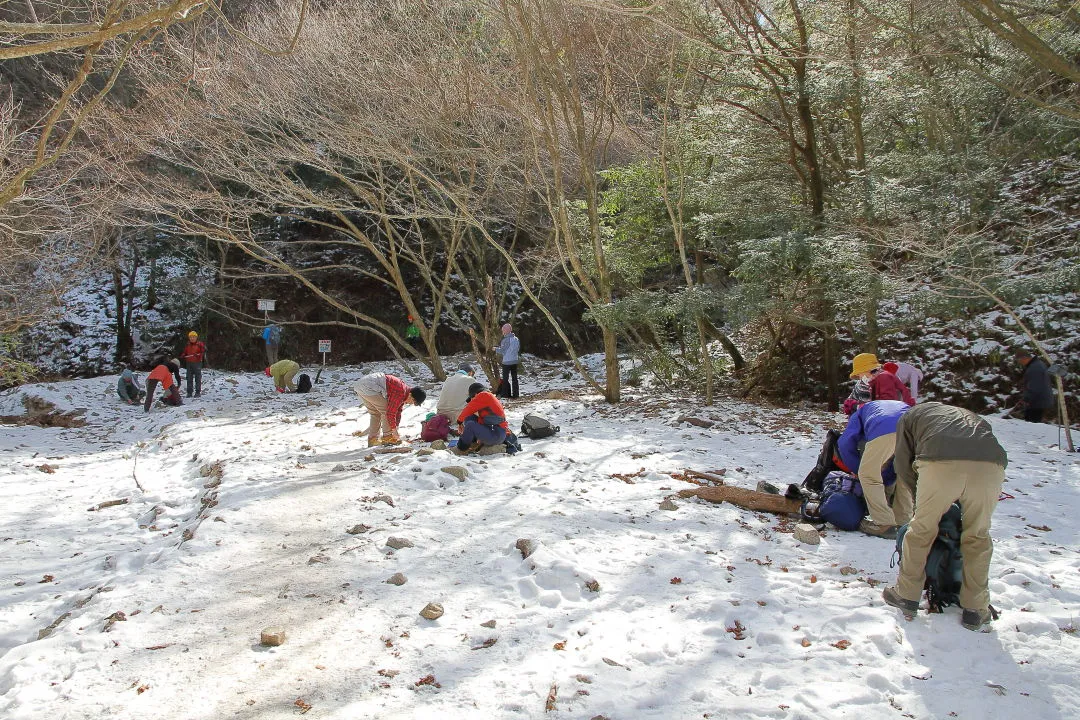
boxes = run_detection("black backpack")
[802,428,842,494]
[893,503,963,612]
[520,413,559,439]
[296,373,312,393]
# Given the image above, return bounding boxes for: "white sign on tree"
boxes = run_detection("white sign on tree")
[257,299,276,312]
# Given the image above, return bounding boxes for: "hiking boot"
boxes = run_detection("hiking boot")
[859,519,898,539]
[882,586,919,615]
[961,607,993,631]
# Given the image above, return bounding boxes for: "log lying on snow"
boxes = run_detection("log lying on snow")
[677,485,801,515]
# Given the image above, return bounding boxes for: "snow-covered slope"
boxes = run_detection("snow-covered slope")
[0,358,1077,719]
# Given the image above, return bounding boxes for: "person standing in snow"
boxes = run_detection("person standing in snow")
[144,359,183,411]
[435,363,476,423]
[266,359,301,393]
[180,331,207,398]
[837,400,913,538]
[353,372,426,447]
[884,361,924,401]
[882,402,1007,631]
[1014,349,1054,422]
[494,323,520,399]
[262,320,282,365]
[116,366,145,405]
[404,316,421,349]
[456,382,509,453]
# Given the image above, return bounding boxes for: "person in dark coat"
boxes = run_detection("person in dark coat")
[1015,349,1054,422]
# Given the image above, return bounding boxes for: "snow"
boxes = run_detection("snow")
[1,357,1078,719]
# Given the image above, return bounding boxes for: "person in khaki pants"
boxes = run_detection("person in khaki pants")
[836,399,913,539]
[882,402,1008,631]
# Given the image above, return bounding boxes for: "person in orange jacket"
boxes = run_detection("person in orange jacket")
[144,359,183,412]
[180,330,208,398]
[455,382,509,453]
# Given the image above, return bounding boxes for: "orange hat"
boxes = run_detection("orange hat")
[188,331,198,339]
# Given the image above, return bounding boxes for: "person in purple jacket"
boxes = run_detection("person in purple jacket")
[837,399,913,538]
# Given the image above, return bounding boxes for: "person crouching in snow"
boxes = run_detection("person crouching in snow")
[850,352,914,406]
[353,372,426,447]
[837,399,913,539]
[456,382,509,454]
[266,359,301,393]
[116,366,145,405]
[144,359,183,411]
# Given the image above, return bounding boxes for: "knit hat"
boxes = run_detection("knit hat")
[501,323,512,335]
[467,382,485,399]
[264,367,272,376]
[882,362,899,374]
[459,363,474,374]
[849,352,881,379]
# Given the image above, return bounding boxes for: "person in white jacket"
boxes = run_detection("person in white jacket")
[494,324,521,399]
[435,364,476,422]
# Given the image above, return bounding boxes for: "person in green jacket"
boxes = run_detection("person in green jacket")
[881,402,1008,632]
[404,316,420,349]
[265,359,301,392]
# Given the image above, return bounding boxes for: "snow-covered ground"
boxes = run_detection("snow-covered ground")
[0,357,1077,720]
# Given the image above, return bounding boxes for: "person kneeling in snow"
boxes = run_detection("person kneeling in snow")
[456,382,509,454]
[116,366,145,405]
[837,399,913,539]
[144,359,183,411]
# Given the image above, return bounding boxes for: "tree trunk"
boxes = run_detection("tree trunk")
[602,327,621,403]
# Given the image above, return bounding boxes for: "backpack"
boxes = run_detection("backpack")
[421,414,450,442]
[521,413,559,440]
[801,429,843,494]
[296,374,312,393]
[802,471,866,531]
[893,503,964,612]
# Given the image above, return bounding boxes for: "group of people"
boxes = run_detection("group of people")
[351,362,511,454]
[116,331,209,411]
[834,349,1048,632]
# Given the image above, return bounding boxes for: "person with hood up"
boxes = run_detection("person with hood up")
[436,363,476,423]
[494,323,520,399]
[837,399,913,538]
[116,366,145,405]
[144,359,183,411]
[266,359,301,393]
[456,382,509,453]
[180,330,208,398]
[353,372,426,447]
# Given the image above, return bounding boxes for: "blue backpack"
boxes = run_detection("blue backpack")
[893,503,964,612]
[802,471,866,531]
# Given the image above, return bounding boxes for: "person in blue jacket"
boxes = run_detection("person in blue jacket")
[494,323,521,399]
[837,399,913,538]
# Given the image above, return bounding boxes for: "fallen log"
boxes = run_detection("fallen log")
[678,485,801,515]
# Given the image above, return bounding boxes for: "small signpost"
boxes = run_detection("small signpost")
[257,298,276,322]
[316,340,331,383]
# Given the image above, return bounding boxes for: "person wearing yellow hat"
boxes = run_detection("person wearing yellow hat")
[180,330,208,398]
[849,352,881,380]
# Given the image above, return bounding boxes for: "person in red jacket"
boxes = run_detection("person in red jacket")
[456,383,509,453]
[180,330,208,398]
[144,359,183,412]
[850,352,914,406]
